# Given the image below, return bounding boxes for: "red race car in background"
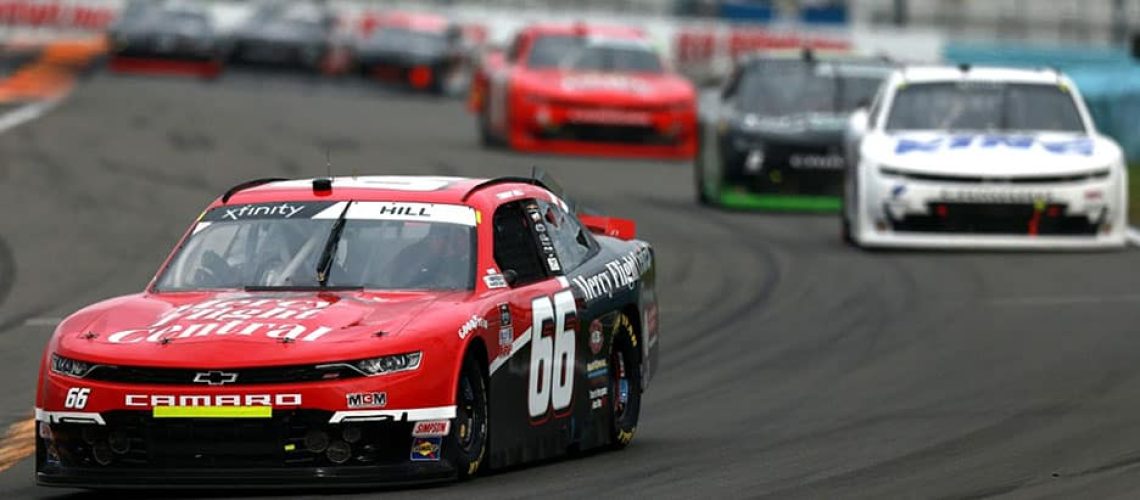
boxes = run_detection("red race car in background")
[35,175,659,488]
[469,23,697,159]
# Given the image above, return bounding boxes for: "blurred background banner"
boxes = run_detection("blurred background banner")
[0,0,1136,162]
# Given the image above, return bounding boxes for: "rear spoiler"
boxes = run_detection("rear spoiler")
[578,214,636,240]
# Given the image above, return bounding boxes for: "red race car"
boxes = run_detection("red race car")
[35,175,659,488]
[469,23,697,159]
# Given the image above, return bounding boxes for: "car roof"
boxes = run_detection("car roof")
[218,176,498,206]
[523,22,645,40]
[375,11,451,32]
[894,65,1067,85]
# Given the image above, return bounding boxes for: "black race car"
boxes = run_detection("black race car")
[107,1,224,77]
[228,0,338,72]
[354,13,470,95]
[695,52,894,211]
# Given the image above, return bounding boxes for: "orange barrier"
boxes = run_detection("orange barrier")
[0,35,105,103]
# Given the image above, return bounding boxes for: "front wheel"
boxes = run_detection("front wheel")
[449,353,488,479]
[609,313,642,449]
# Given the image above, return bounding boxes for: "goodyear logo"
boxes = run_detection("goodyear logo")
[895,135,1093,156]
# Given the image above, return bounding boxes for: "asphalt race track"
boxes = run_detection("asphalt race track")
[3,71,1140,499]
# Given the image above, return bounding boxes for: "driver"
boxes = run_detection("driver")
[387,223,471,289]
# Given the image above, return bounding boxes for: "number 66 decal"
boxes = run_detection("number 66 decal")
[528,290,577,419]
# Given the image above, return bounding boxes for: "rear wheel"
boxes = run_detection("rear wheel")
[450,353,488,479]
[609,314,641,449]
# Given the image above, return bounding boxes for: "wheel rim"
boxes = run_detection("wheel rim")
[611,346,630,422]
[456,370,483,453]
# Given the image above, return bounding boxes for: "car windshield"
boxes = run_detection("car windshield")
[737,62,888,116]
[564,44,663,73]
[155,201,476,291]
[885,82,1086,133]
[371,28,447,53]
[526,35,584,69]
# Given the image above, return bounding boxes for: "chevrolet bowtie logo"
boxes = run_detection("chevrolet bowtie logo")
[193,371,239,386]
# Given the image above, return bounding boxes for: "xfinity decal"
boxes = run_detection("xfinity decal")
[201,202,335,222]
[895,135,1093,156]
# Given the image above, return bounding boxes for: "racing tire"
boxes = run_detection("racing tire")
[609,313,642,449]
[450,352,488,479]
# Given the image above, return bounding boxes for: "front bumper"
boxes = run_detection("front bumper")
[720,136,846,197]
[509,99,696,160]
[855,167,1127,249]
[35,408,459,488]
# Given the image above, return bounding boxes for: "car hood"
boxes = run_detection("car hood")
[54,290,467,369]
[735,112,851,145]
[522,70,694,106]
[863,131,1123,177]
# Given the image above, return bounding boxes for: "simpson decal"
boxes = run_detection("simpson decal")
[411,420,451,437]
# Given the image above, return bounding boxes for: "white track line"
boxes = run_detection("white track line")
[0,98,59,135]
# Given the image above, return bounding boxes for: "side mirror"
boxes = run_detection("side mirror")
[1132,33,1139,59]
[502,269,519,287]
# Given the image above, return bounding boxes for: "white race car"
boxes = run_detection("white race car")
[844,66,1127,250]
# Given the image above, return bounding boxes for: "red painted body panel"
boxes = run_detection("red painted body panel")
[469,23,697,160]
[37,177,564,416]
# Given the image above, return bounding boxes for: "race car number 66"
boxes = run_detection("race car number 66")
[64,388,90,409]
[528,290,576,418]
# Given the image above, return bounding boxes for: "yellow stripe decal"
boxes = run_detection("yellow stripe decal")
[153,406,272,418]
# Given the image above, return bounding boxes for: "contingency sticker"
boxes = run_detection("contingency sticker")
[410,436,442,461]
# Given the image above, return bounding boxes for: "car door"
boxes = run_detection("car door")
[485,198,579,465]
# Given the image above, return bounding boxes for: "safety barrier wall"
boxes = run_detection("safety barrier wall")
[945,42,1140,164]
[0,0,943,72]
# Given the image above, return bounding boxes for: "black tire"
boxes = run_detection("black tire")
[609,313,642,449]
[450,353,488,479]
